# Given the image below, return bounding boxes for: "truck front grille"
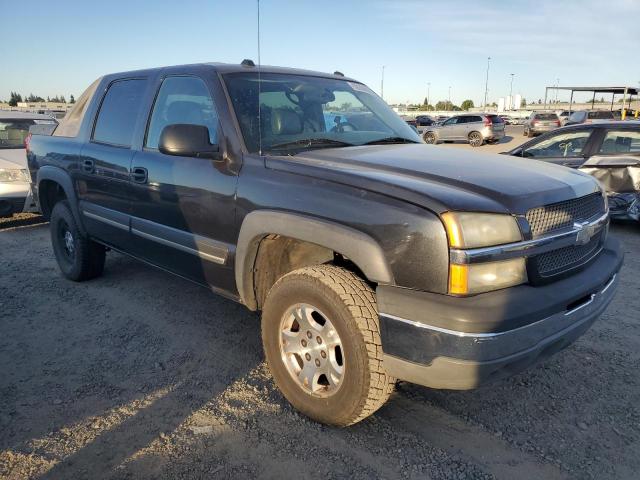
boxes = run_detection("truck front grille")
[526,193,605,237]
[526,193,607,282]
[532,229,604,278]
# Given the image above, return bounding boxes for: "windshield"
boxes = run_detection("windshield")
[0,120,36,149]
[223,72,420,154]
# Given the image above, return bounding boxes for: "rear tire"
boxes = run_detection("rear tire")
[50,200,106,281]
[261,265,395,426]
[468,131,483,147]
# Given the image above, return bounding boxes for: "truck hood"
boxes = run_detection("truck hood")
[0,148,28,169]
[266,144,600,214]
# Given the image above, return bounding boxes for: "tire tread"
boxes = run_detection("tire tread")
[272,264,395,425]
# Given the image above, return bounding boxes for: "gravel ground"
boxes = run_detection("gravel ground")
[1,207,639,479]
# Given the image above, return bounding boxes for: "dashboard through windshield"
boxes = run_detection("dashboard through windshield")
[223,72,420,154]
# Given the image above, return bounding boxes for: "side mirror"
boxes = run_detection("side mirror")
[158,124,221,160]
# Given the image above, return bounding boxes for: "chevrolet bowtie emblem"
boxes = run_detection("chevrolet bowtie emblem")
[574,221,596,246]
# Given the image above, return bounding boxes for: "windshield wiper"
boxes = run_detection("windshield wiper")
[362,137,420,145]
[269,138,355,150]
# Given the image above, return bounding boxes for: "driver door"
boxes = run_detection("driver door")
[520,129,596,168]
[440,117,460,140]
[127,74,238,292]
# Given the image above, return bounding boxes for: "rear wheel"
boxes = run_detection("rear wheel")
[423,132,437,144]
[468,131,483,147]
[50,200,105,281]
[261,265,395,426]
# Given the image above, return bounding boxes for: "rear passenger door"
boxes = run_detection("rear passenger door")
[77,78,148,250]
[128,75,238,293]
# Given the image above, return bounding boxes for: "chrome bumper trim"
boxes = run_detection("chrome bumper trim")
[379,273,617,360]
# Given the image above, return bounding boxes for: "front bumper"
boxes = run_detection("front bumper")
[379,236,623,389]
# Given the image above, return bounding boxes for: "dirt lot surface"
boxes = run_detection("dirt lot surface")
[1,180,639,479]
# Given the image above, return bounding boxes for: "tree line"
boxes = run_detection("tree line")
[5,92,76,107]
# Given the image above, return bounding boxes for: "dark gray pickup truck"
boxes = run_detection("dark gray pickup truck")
[27,62,623,426]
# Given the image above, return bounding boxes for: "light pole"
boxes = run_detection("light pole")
[427,82,431,109]
[483,57,491,108]
[381,65,385,100]
[509,73,515,110]
[448,86,451,110]
[554,78,559,104]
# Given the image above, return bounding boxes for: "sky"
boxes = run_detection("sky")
[2,0,639,106]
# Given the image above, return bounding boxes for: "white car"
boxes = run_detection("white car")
[0,111,57,217]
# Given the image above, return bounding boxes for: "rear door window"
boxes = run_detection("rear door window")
[598,130,640,154]
[535,113,558,121]
[93,79,147,147]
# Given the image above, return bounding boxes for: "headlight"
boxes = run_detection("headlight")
[441,212,522,248]
[442,212,526,295]
[0,168,30,183]
[449,258,528,295]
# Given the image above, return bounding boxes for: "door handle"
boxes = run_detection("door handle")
[82,159,94,173]
[130,167,148,184]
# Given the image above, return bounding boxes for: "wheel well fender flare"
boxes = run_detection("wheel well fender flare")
[37,166,85,233]
[235,210,394,310]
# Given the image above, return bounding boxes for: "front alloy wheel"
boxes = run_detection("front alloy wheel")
[262,265,395,426]
[280,303,344,396]
[423,132,437,144]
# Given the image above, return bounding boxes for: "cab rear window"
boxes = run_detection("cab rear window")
[535,113,558,120]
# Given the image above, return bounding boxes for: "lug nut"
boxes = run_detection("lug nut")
[301,339,307,347]
[305,353,311,361]
[315,359,321,367]
[316,336,322,344]
[321,351,327,359]
[306,331,312,339]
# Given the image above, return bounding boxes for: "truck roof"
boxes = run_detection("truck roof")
[101,62,358,83]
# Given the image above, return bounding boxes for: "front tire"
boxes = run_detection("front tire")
[50,200,106,281]
[262,265,395,426]
[423,132,437,144]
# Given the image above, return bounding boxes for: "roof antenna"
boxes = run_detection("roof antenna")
[257,0,262,156]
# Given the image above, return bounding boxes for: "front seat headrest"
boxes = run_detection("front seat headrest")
[271,109,302,135]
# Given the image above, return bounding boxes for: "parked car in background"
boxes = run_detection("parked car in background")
[402,115,417,128]
[565,110,615,126]
[435,115,449,124]
[524,112,560,137]
[557,110,572,125]
[423,113,505,146]
[414,115,434,133]
[505,121,640,221]
[0,111,57,217]
[499,115,514,125]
